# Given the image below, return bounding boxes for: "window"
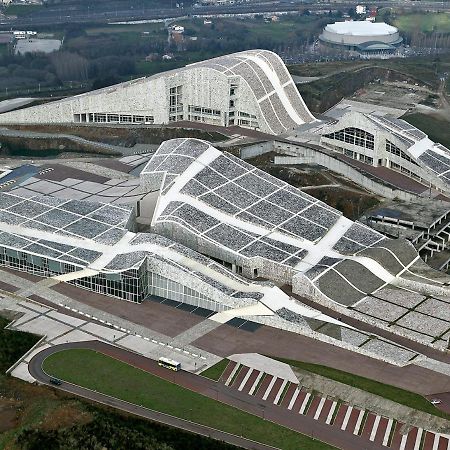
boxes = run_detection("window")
[386,140,418,165]
[324,127,374,150]
[169,85,183,119]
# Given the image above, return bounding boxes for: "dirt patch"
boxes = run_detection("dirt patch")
[306,187,380,220]
[7,124,226,147]
[0,400,19,432]
[40,401,92,431]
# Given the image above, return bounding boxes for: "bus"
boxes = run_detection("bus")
[158,357,181,371]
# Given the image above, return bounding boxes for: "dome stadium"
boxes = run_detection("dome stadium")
[319,21,403,54]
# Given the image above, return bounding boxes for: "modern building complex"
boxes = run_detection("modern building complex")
[0,50,315,135]
[319,21,403,56]
[319,110,450,195]
[1,136,450,353]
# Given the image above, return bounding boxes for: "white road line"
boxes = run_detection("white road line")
[353,409,365,435]
[313,397,326,420]
[432,434,440,450]
[248,372,263,395]
[238,368,253,391]
[341,406,353,431]
[262,377,277,401]
[288,387,300,410]
[399,433,408,450]
[370,415,381,441]
[326,401,337,425]
[383,419,393,446]
[299,393,311,415]
[225,363,240,386]
[414,429,423,450]
[273,379,288,405]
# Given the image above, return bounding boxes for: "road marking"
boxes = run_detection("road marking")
[326,401,337,425]
[238,368,253,391]
[312,397,325,420]
[274,379,288,404]
[287,387,300,410]
[369,415,381,441]
[341,406,353,431]
[151,339,158,343]
[432,433,440,450]
[399,433,408,450]
[299,393,311,415]
[383,419,393,446]
[431,433,441,450]
[248,371,263,395]
[353,409,365,435]
[262,377,277,401]
[225,363,240,386]
[414,429,423,450]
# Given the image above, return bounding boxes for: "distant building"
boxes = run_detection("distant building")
[356,5,366,15]
[15,38,61,55]
[319,21,403,57]
[0,50,315,135]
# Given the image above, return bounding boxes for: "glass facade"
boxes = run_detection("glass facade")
[324,127,375,150]
[386,140,418,166]
[0,245,220,309]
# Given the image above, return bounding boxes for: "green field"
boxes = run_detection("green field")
[394,12,450,33]
[276,358,450,420]
[4,4,43,16]
[43,349,335,450]
[200,358,229,381]
[403,113,450,149]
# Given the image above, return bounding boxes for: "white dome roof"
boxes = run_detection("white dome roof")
[325,21,398,37]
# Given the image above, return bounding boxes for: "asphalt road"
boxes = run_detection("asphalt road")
[2,1,450,29]
[29,340,387,450]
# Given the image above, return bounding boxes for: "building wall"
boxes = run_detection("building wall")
[0,51,312,135]
[319,112,449,194]
[321,28,400,46]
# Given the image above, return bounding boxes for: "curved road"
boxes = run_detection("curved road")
[29,340,387,450]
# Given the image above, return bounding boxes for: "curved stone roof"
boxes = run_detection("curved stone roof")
[192,49,316,133]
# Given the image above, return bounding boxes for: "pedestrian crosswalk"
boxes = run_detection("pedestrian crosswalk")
[219,360,450,450]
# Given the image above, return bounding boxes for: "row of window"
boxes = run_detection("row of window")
[343,149,373,165]
[188,105,221,116]
[82,113,155,124]
[386,140,419,166]
[389,161,422,181]
[323,127,375,150]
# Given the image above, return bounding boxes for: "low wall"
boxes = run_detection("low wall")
[272,144,418,201]
[239,140,274,160]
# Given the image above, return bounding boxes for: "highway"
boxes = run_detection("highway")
[2,0,450,29]
[29,340,387,450]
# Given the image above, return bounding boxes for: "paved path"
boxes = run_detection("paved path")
[28,343,276,450]
[221,360,450,450]
[29,340,386,450]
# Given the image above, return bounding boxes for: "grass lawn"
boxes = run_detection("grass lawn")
[4,4,43,16]
[394,12,450,33]
[0,316,41,372]
[200,359,229,381]
[43,349,335,450]
[276,357,450,420]
[403,113,450,149]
